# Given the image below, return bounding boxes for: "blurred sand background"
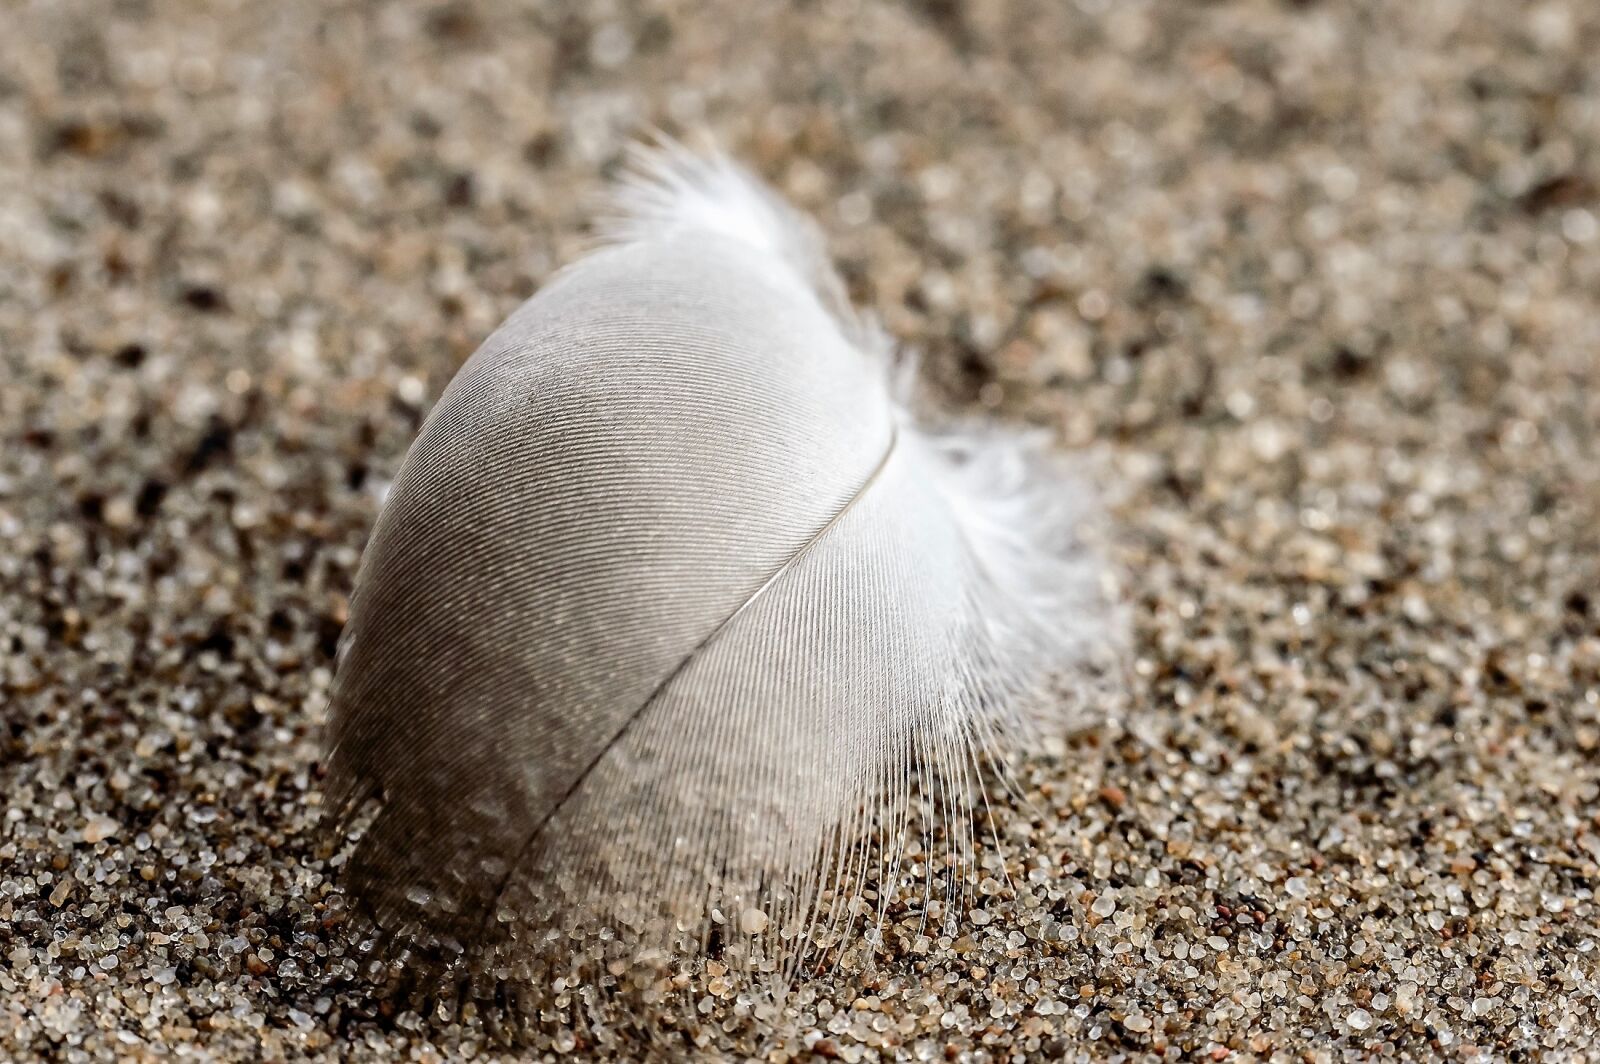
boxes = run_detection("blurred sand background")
[3,0,1600,1059]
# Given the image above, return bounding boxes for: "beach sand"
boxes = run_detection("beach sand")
[2,0,1598,1058]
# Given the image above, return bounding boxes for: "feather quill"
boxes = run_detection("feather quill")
[324,144,1115,992]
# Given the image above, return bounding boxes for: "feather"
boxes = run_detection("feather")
[323,143,1116,992]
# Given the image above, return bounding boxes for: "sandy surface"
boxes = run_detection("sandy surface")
[4,0,1600,1060]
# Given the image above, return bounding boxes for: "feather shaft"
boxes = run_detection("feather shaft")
[475,424,901,937]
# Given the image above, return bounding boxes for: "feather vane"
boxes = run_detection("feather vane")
[324,145,1115,990]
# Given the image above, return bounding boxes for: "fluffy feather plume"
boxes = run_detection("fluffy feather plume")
[323,143,1116,1004]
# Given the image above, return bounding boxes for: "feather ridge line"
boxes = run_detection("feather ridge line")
[473,423,902,937]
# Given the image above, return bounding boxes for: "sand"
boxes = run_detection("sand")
[3,0,1599,1059]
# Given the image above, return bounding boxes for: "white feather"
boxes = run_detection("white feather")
[324,144,1118,1003]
